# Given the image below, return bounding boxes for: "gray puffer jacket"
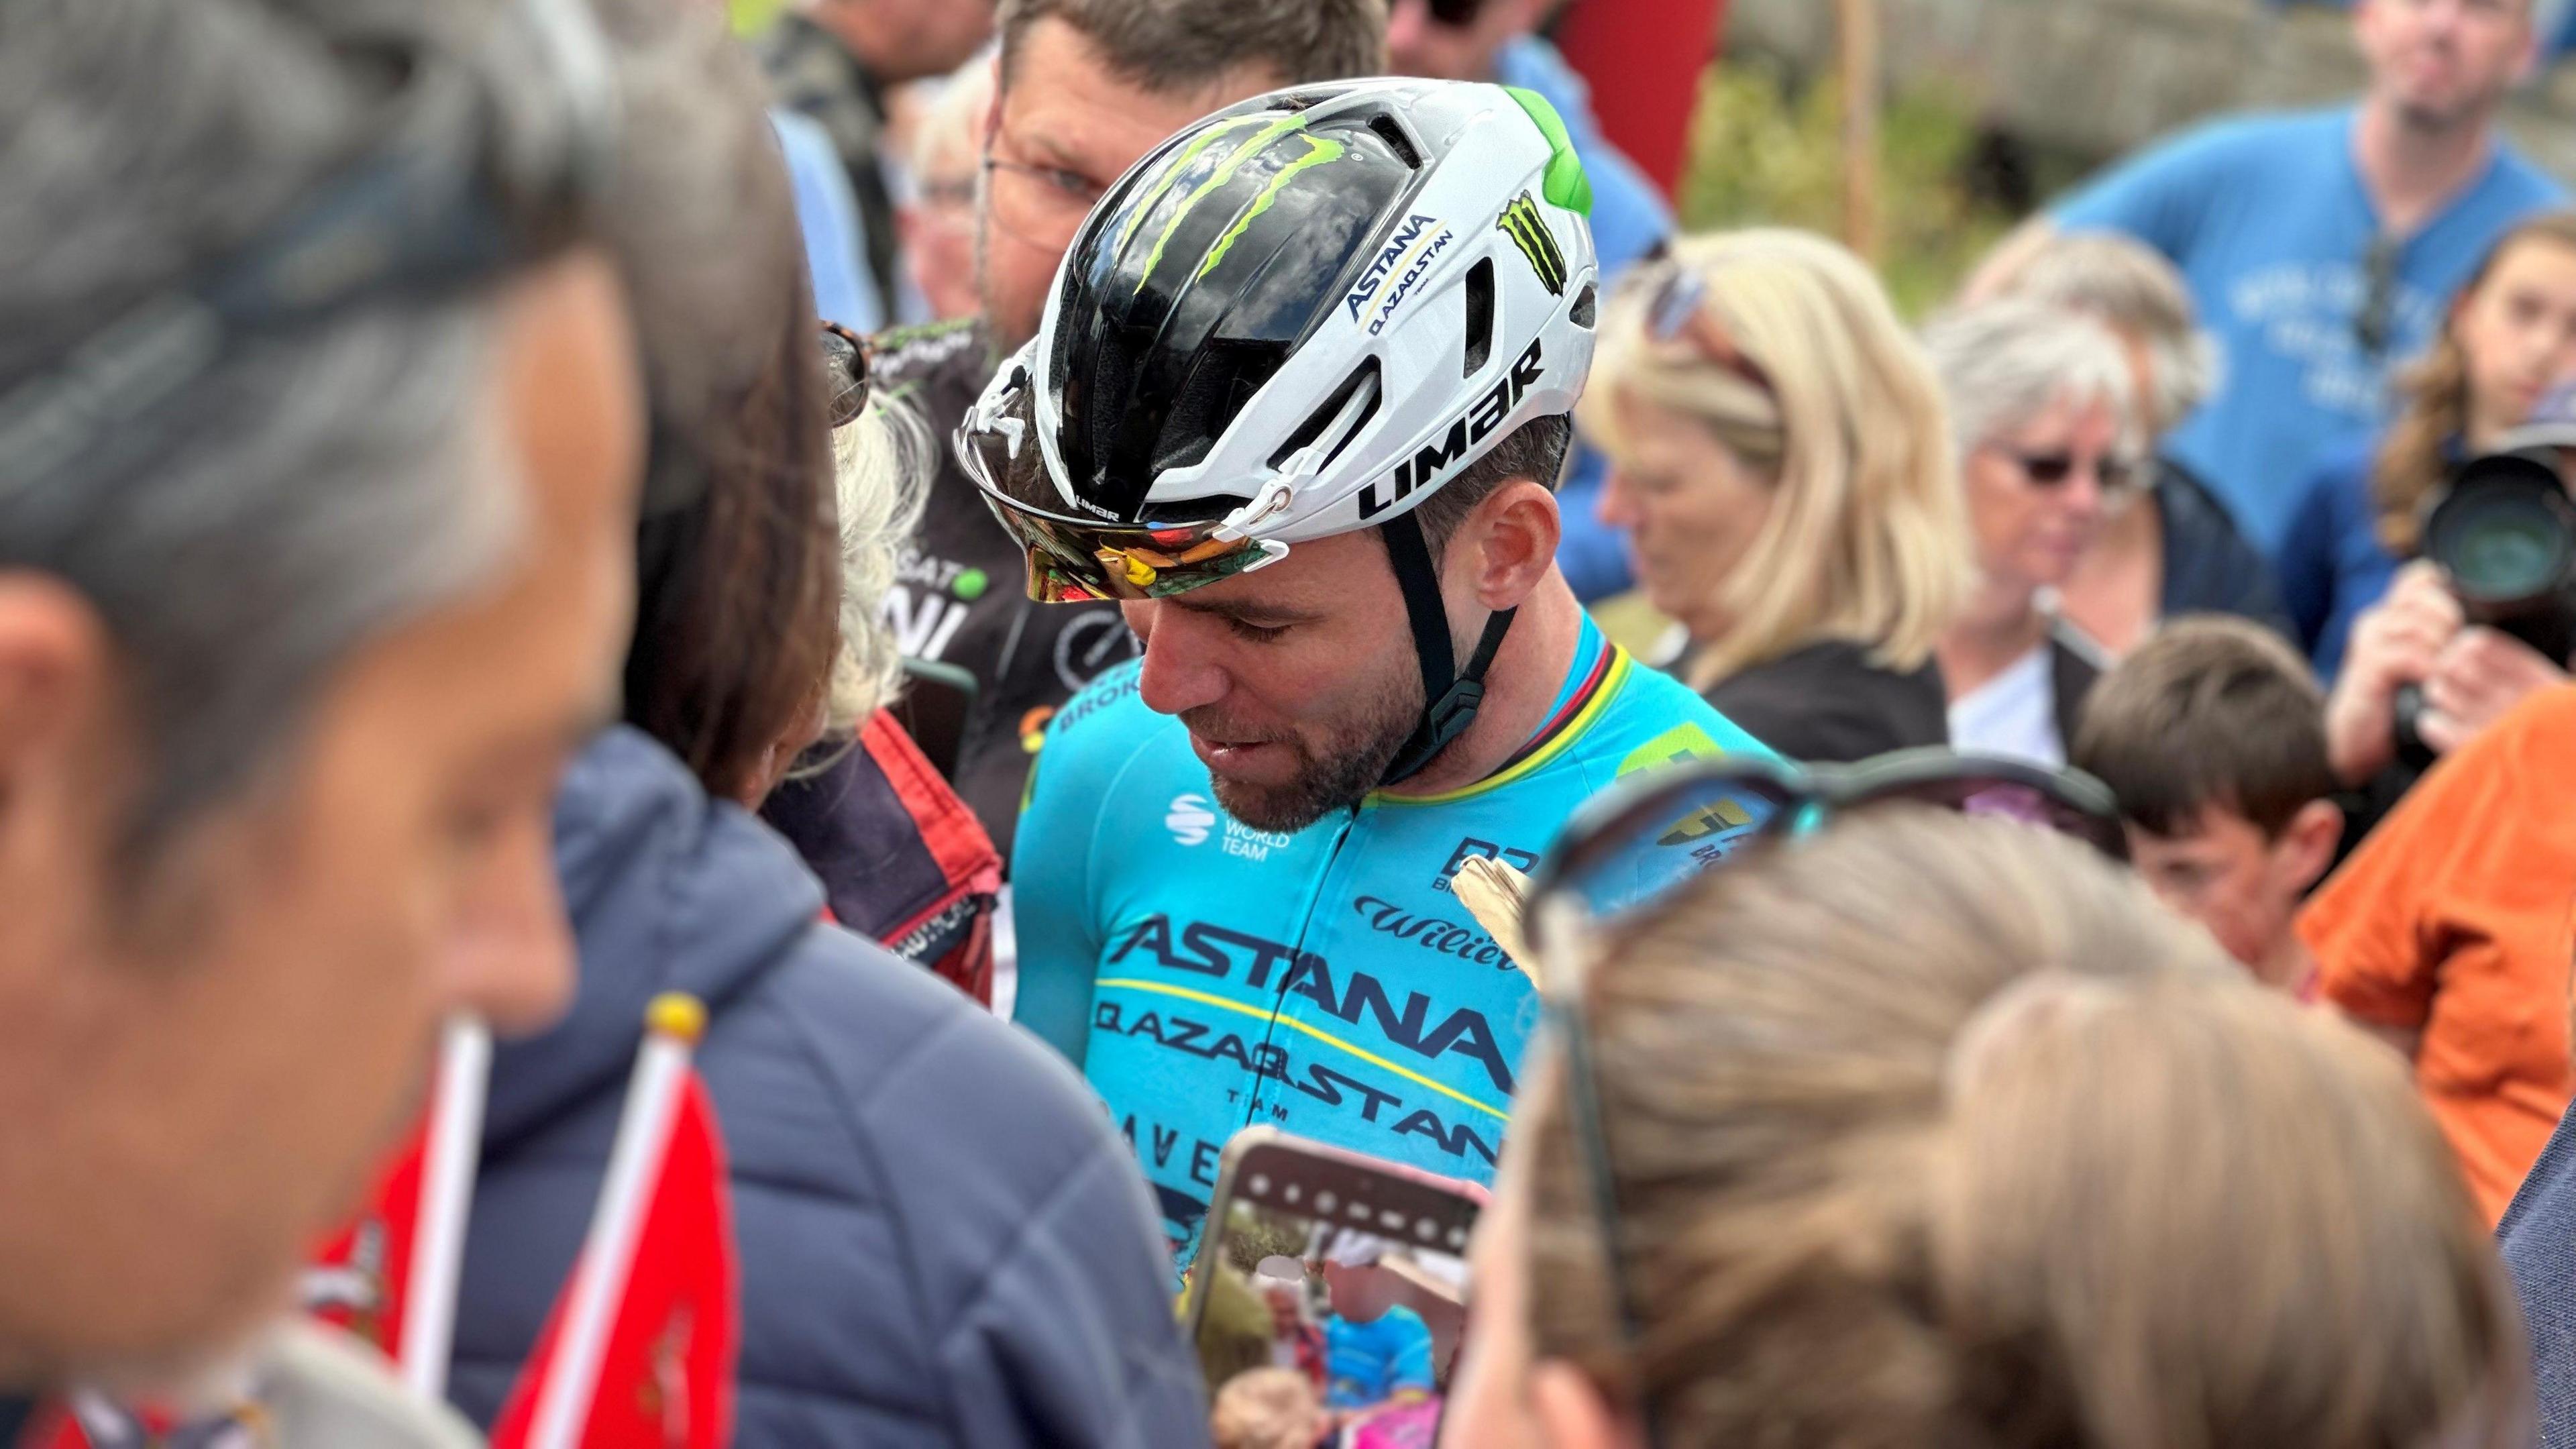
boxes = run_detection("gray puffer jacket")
[447,727,1209,1447]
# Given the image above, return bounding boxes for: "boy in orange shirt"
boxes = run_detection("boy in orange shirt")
[2302,684,2576,1224]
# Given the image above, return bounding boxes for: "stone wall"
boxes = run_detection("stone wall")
[1720,0,2576,182]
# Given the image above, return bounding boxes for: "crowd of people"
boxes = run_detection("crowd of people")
[17,0,2576,1446]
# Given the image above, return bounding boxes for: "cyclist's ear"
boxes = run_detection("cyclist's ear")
[1450,480,1562,612]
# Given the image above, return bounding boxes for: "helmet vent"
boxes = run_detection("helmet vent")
[1268,358,1383,474]
[1462,258,1496,378]
[1570,282,1597,329]
[1368,113,1423,169]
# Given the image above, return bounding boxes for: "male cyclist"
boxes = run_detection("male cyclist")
[966,78,1775,1250]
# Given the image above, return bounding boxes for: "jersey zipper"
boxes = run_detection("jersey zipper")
[1233,802,1367,1138]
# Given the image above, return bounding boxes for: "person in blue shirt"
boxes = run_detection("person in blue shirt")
[769,108,883,332]
[2281,211,2576,680]
[1318,1233,1437,1413]
[1973,0,2566,557]
[1389,0,1676,601]
[971,80,1776,1253]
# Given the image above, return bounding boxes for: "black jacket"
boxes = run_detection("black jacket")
[1698,640,1949,763]
[1693,629,2101,763]
[871,320,1139,858]
[450,728,1208,1448]
[2155,460,2298,639]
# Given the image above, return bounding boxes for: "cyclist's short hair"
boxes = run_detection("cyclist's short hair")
[996,0,1389,97]
[1407,413,1573,561]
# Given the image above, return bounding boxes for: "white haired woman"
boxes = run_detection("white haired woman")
[1925,299,2136,764]
[1995,232,2294,655]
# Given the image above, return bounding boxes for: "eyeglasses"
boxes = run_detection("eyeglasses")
[981,146,1108,252]
[2357,231,2401,360]
[1996,447,2141,496]
[820,321,873,428]
[1522,749,2126,1444]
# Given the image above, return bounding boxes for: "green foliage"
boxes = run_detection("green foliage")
[1677,55,2020,317]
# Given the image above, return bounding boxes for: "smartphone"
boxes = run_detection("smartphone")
[1182,1128,1484,1448]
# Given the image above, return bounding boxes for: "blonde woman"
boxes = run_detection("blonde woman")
[1442,810,2530,1449]
[1580,229,1976,761]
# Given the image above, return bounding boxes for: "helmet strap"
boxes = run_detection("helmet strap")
[1379,508,1516,786]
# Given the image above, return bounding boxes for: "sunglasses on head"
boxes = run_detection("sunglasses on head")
[1522,748,2127,1446]
[1617,259,1774,394]
[2357,231,2401,361]
[1999,447,2140,494]
[820,321,873,429]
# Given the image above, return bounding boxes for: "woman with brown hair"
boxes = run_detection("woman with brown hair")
[1442,809,2530,1449]
[2279,211,2576,682]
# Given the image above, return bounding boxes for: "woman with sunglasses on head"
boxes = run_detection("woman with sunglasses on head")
[1924,298,2137,765]
[1582,229,1976,762]
[1442,804,2531,1449]
[444,5,1201,1444]
[1992,232,2295,655]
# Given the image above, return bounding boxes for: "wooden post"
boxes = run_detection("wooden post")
[1837,0,1882,263]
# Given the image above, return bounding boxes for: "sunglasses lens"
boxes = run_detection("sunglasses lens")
[2020,453,2074,484]
[1428,0,1485,23]
[1647,268,1706,343]
[1546,771,1792,928]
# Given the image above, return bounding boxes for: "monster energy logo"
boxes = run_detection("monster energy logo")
[1112,113,1347,295]
[1495,193,1567,297]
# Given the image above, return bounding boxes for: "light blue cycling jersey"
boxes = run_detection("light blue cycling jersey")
[1012,620,1774,1252]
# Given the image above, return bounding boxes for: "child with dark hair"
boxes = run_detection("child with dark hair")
[2072,616,2345,992]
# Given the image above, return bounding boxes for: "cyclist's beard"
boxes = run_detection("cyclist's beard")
[1187,669,1426,835]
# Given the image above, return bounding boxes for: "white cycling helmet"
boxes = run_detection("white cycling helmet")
[957,76,1600,780]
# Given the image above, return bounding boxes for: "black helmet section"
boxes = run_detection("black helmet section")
[1048,101,1419,523]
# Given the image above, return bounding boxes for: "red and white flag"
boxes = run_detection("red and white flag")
[489,994,739,1449]
[45,1020,495,1448]
[305,1017,492,1397]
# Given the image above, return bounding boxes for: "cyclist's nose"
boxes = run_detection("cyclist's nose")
[1134,608,1230,718]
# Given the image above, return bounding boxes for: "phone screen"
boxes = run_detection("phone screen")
[1188,1131,1479,1449]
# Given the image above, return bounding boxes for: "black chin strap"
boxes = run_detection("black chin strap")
[1379,509,1516,786]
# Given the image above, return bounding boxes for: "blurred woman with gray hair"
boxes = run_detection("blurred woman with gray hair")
[1925,298,2134,763]
[1994,232,2294,654]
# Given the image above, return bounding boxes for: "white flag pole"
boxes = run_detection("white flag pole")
[401,1015,493,1402]
[525,994,707,1449]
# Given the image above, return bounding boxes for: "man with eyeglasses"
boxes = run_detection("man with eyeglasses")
[869,0,1387,859]
[1389,0,1675,602]
[1974,0,2565,561]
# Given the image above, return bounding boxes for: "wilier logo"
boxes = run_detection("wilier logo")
[1495,192,1567,297]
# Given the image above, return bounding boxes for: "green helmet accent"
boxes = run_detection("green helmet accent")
[1502,86,1591,217]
